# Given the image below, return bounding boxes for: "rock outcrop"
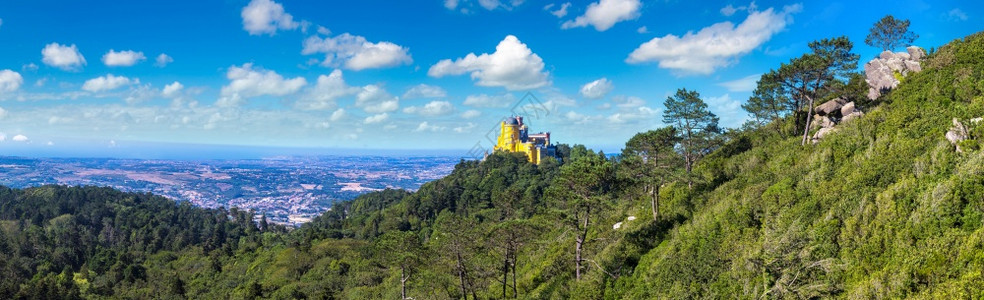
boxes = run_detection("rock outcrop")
[946,117,983,153]
[864,46,926,100]
[810,98,864,143]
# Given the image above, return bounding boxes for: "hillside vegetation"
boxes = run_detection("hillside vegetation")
[1,32,983,299]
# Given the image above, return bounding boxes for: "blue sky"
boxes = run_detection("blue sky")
[0,0,979,157]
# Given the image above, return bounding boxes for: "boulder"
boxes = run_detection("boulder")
[907,46,925,60]
[865,47,925,100]
[815,98,846,116]
[812,127,837,144]
[946,117,970,152]
[841,111,864,124]
[840,101,857,117]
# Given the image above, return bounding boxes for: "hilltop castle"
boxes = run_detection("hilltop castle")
[494,116,558,164]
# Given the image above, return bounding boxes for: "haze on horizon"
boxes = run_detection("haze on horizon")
[0,0,979,157]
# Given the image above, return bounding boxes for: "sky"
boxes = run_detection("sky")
[0,0,979,158]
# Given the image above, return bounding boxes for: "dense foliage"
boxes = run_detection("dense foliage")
[2,31,983,299]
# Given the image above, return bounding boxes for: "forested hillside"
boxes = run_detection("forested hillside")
[2,31,983,299]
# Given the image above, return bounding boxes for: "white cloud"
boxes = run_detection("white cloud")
[447,0,524,11]
[0,70,24,93]
[626,4,802,75]
[22,63,39,72]
[102,50,146,66]
[302,33,412,71]
[82,74,135,92]
[453,122,476,133]
[364,113,389,124]
[241,0,299,35]
[41,43,86,71]
[637,26,648,34]
[461,109,481,119]
[705,93,747,127]
[12,134,28,142]
[162,81,184,98]
[404,100,454,116]
[155,53,174,67]
[217,63,307,107]
[0,133,5,142]
[561,0,641,31]
[612,95,645,109]
[355,85,399,113]
[330,108,346,121]
[429,35,550,90]
[414,121,446,132]
[721,4,739,16]
[0,107,7,119]
[402,84,447,99]
[946,8,968,21]
[463,93,516,108]
[295,69,360,110]
[546,2,572,18]
[579,78,614,99]
[718,73,760,92]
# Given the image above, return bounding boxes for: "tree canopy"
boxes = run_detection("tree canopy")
[865,15,918,51]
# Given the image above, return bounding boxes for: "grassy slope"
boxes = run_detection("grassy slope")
[619,32,984,299]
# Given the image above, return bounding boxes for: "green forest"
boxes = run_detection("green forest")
[3,28,984,299]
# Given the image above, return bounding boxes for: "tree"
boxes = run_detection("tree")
[663,88,721,176]
[377,231,424,300]
[758,36,860,145]
[488,219,538,298]
[432,212,483,300]
[546,153,614,280]
[865,15,918,51]
[622,127,683,221]
[742,77,795,136]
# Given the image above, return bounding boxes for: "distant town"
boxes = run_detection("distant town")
[0,156,459,226]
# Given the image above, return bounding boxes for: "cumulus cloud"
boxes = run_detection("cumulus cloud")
[330,108,346,121]
[463,93,516,108]
[41,43,86,71]
[295,69,360,111]
[562,0,641,31]
[217,63,307,107]
[302,33,412,71]
[12,134,28,142]
[429,35,550,90]
[626,4,801,75]
[363,113,389,124]
[453,122,476,133]
[241,0,299,35]
[355,85,399,113]
[402,84,447,99]
[718,73,760,92]
[461,109,481,119]
[404,100,454,116]
[162,81,184,98]
[155,53,174,67]
[545,2,572,18]
[102,50,146,66]
[637,26,648,34]
[721,4,739,16]
[414,121,446,132]
[0,70,24,93]
[579,78,614,99]
[82,74,135,92]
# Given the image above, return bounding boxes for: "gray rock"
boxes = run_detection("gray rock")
[815,98,846,116]
[840,102,857,117]
[841,111,864,124]
[812,127,837,144]
[946,117,970,152]
[907,46,925,60]
[865,46,925,100]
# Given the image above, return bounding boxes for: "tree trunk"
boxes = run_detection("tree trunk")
[502,254,508,299]
[801,96,815,146]
[457,252,467,300]
[401,265,408,300]
[575,210,589,281]
[511,256,517,298]
[651,183,659,222]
